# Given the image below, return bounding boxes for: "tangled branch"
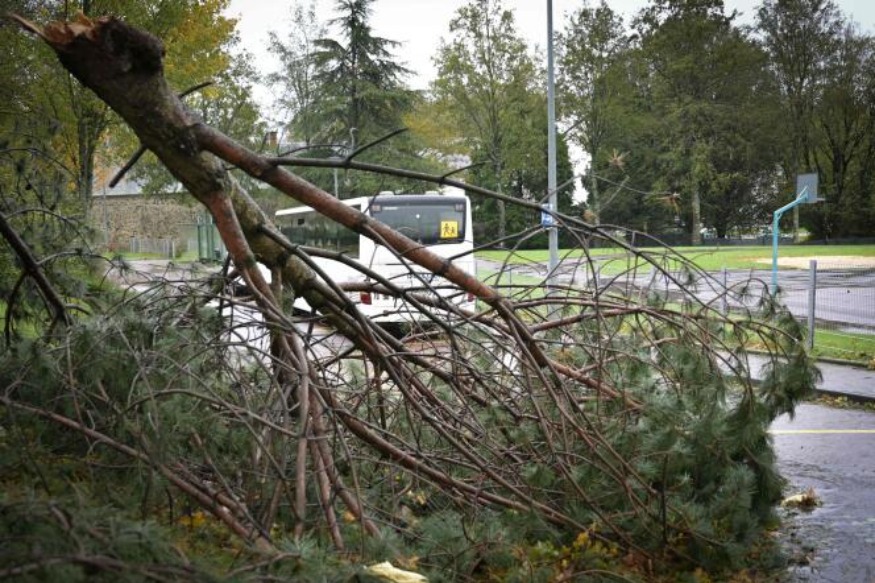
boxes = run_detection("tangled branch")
[3,13,819,578]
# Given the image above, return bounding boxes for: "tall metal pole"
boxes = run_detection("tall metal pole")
[546,0,558,278]
[771,186,808,295]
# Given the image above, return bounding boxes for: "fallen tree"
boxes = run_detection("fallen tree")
[1,13,818,581]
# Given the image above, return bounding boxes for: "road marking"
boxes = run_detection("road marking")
[770,429,875,435]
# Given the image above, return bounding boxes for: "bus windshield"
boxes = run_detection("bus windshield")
[369,197,466,245]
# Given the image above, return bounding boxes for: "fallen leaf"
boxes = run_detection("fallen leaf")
[364,561,428,583]
[781,487,821,509]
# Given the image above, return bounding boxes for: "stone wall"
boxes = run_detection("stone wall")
[92,193,204,252]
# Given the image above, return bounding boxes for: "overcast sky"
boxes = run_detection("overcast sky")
[226,0,875,97]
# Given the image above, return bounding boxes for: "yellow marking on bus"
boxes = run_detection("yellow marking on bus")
[440,220,459,239]
[769,429,875,435]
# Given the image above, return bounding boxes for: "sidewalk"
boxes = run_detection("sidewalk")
[745,353,875,403]
[806,359,875,402]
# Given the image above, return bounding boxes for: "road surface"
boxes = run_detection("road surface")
[772,403,875,582]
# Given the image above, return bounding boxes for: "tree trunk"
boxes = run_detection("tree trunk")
[589,158,600,223]
[691,190,701,245]
[77,113,91,220]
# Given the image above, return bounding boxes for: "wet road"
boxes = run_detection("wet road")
[633,267,875,332]
[483,258,875,332]
[772,403,875,581]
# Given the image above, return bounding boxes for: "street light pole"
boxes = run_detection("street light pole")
[546,0,558,279]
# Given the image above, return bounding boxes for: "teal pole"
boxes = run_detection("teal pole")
[771,186,809,295]
[771,210,780,295]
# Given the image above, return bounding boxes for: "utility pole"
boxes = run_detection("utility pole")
[546,0,558,279]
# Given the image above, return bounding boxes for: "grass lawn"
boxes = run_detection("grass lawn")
[811,329,875,363]
[478,244,875,272]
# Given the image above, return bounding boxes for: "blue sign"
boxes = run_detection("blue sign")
[541,204,554,228]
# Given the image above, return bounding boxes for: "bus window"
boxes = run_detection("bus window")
[276,203,362,256]
[370,198,466,245]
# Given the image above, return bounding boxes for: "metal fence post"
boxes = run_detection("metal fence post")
[808,259,817,350]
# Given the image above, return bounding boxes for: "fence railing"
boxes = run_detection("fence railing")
[777,261,875,344]
[628,260,875,348]
[127,236,179,258]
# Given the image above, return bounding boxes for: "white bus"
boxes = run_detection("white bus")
[274,189,477,323]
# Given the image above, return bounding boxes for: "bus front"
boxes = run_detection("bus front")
[359,192,476,323]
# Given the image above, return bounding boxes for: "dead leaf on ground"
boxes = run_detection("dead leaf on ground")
[364,561,428,583]
[781,487,821,510]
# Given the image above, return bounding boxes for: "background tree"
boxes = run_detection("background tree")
[312,0,412,144]
[499,86,576,249]
[558,0,630,224]
[625,0,784,241]
[757,0,875,241]
[1,0,239,220]
[267,0,440,197]
[804,23,875,238]
[432,0,573,245]
[757,0,844,238]
[268,0,326,148]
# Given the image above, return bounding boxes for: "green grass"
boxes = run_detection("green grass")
[477,244,875,272]
[108,249,200,262]
[811,329,875,363]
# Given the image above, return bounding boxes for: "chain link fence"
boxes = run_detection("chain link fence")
[619,257,875,356]
[516,254,875,358]
[778,261,875,340]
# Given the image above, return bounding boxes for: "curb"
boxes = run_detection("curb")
[813,388,875,405]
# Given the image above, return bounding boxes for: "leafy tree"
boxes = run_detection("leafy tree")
[756,0,843,178]
[854,36,875,234]
[432,0,574,245]
[312,0,412,145]
[271,0,435,197]
[268,0,327,147]
[805,24,875,238]
[626,0,784,240]
[2,0,238,219]
[756,0,846,238]
[558,0,631,224]
[757,0,875,240]
[266,1,349,196]
[498,88,576,249]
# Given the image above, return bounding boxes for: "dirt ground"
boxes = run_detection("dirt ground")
[757,255,875,269]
